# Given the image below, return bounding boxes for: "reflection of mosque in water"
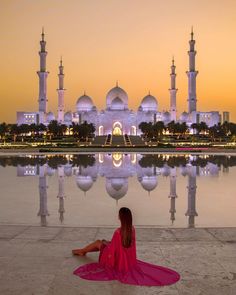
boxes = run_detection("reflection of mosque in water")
[16,154,224,228]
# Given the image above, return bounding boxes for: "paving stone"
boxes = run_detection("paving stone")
[54,227,97,241]
[217,256,236,273]
[136,243,165,265]
[0,238,31,257]
[203,243,236,258]
[0,225,28,239]
[0,257,14,279]
[176,277,236,295]
[135,228,176,242]
[163,255,228,280]
[207,228,236,242]
[171,228,216,241]
[6,256,65,275]
[0,273,55,295]
[16,240,91,258]
[15,226,62,240]
[160,243,209,258]
[96,227,117,240]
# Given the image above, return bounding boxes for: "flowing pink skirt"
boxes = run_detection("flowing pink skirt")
[73,259,180,286]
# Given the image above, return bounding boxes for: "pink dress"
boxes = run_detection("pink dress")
[73,227,180,286]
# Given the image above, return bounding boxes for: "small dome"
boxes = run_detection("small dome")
[140,94,158,112]
[207,163,219,176]
[64,111,72,123]
[64,165,73,177]
[140,176,157,192]
[106,178,128,200]
[180,112,189,122]
[162,111,171,122]
[46,112,55,123]
[46,166,55,176]
[161,165,170,177]
[106,85,128,109]
[76,94,94,112]
[76,175,93,192]
[180,166,188,176]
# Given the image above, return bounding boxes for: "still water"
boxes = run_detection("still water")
[0,153,235,228]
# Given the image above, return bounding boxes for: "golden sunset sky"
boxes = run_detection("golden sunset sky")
[1,0,236,123]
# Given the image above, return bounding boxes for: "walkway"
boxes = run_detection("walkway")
[92,135,146,147]
[0,225,235,294]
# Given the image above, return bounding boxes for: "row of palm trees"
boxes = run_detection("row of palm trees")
[0,121,96,142]
[138,121,236,141]
[1,120,236,143]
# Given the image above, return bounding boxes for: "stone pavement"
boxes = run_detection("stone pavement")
[0,225,236,295]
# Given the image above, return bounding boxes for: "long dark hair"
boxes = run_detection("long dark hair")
[119,207,133,248]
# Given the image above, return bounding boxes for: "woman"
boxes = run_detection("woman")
[73,207,180,286]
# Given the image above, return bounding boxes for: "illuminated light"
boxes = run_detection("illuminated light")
[113,153,122,161]
[99,153,104,163]
[99,126,104,136]
[112,153,123,167]
[113,160,122,167]
[113,121,122,128]
[113,121,122,135]
[131,126,136,135]
[131,153,137,164]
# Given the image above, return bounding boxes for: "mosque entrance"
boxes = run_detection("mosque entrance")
[112,121,122,136]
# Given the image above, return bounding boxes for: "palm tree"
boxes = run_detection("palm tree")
[191,123,199,134]
[209,124,219,142]
[229,123,236,137]
[167,121,177,135]
[153,121,165,139]
[18,124,30,141]
[199,122,208,135]
[29,124,38,140]
[71,122,79,138]
[177,122,188,138]
[59,124,68,137]
[139,122,153,139]
[9,124,20,142]
[77,121,95,141]
[47,120,60,139]
[0,122,8,143]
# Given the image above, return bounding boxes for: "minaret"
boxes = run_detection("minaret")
[185,165,198,228]
[37,28,49,123]
[37,165,49,226]
[169,57,177,121]
[186,28,198,114]
[57,165,66,223]
[169,167,177,224]
[57,57,65,124]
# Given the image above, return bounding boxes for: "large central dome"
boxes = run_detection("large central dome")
[106,85,128,110]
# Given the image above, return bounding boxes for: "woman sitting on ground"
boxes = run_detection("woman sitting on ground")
[72,207,180,286]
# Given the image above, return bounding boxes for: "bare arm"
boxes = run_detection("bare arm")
[101,239,110,245]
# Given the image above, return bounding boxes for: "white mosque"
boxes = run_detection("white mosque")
[17,29,222,134]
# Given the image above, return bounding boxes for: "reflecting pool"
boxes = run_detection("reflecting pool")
[0,153,235,228]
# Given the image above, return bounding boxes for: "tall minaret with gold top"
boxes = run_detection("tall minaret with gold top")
[57,58,65,123]
[186,28,198,114]
[169,57,177,121]
[37,28,49,123]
